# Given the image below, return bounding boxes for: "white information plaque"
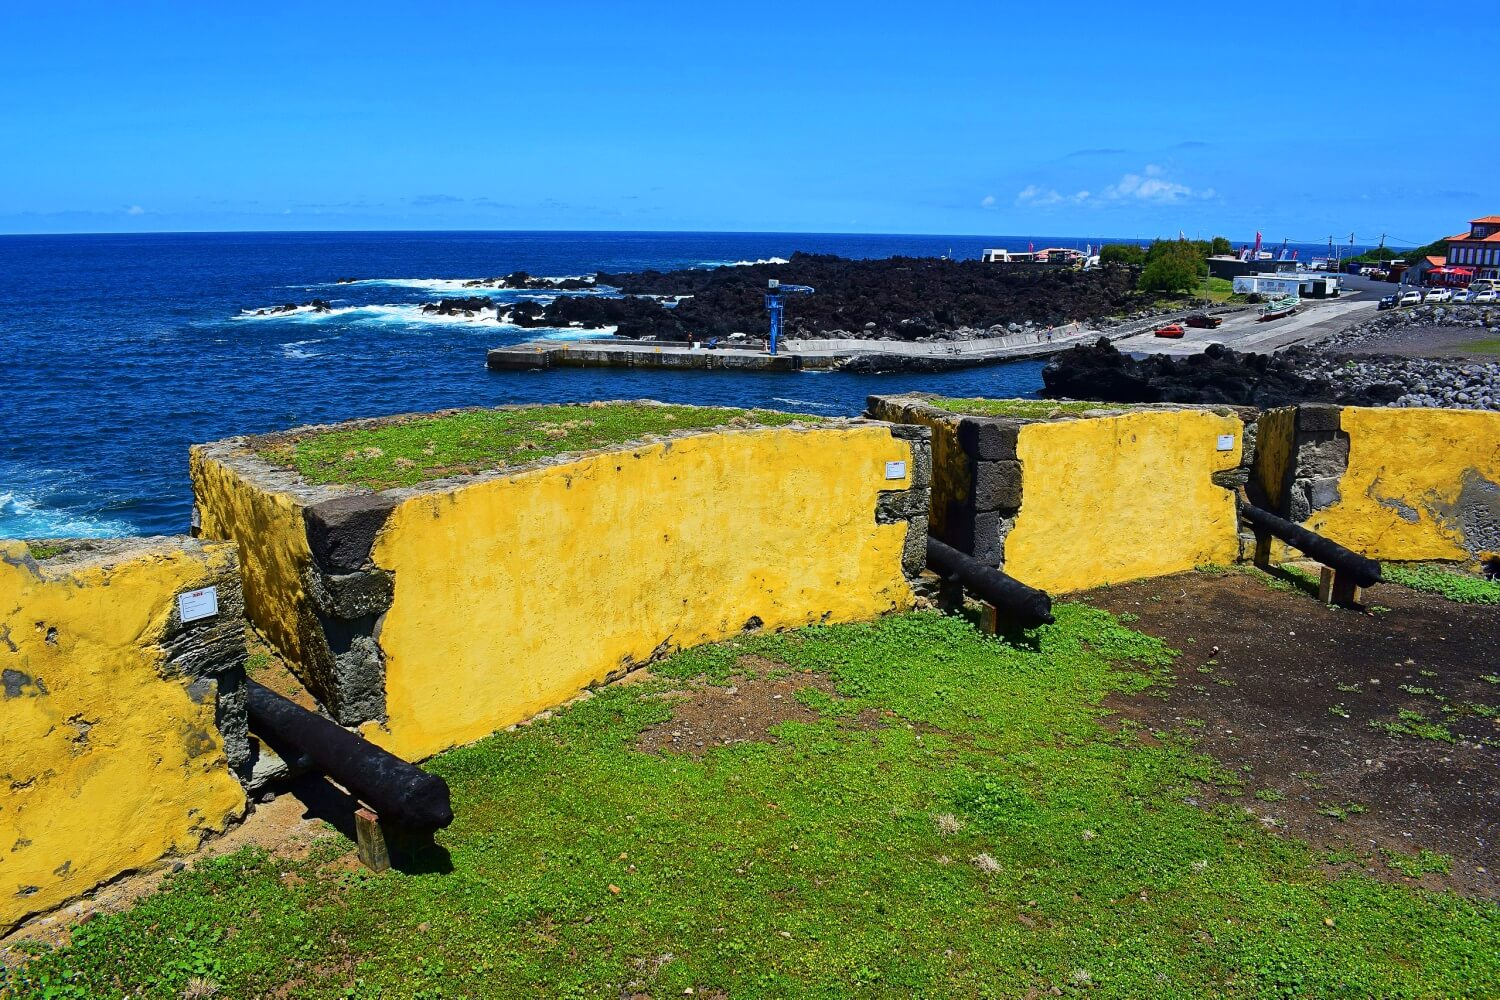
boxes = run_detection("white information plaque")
[884,460,908,480]
[178,586,219,623]
[1216,434,1235,452]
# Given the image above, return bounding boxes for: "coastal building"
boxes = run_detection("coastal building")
[1443,215,1500,281]
[1207,255,1296,280]
[1232,272,1341,298]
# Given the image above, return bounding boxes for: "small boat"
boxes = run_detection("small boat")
[1258,296,1299,321]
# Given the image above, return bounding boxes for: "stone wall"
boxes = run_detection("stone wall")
[0,537,249,933]
[868,395,1251,592]
[192,409,931,760]
[1284,407,1500,564]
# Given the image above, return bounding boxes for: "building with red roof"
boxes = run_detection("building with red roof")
[1443,216,1500,280]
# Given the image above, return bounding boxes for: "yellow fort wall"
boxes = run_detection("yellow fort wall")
[191,447,317,672]
[0,540,247,933]
[1003,410,1244,592]
[1306,407,1500,562]
[364,426,918,759]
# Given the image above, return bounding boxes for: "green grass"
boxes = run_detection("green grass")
[5,608,1497,999]
[1463,337,1500,356]
[256,403,822,489]
[1383,564,1500,605]
[925,398,1129,419]
[24,543,65,560]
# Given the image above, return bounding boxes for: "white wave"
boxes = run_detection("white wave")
[282,338,328,359]
[0,489,132,540]
[234,304,361,322]
[699,257,790,268]
[239,303,504,327]
[334,276,600,293]
[352,304,501,326]
[770,397,839,411]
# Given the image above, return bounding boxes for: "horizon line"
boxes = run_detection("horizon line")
[0,225,1403,247]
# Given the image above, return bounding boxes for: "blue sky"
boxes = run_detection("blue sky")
[1,1,1491,242]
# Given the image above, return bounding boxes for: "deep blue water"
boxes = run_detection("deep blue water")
[0,230,1368,538]
[0,231,1061,538]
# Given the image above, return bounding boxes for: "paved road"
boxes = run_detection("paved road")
[1115,288,1379,357]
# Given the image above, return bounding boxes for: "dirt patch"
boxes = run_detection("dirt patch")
[636,660,873,757]
[1084,569,1500,898]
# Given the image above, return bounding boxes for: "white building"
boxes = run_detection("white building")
[1232,272,1341,298]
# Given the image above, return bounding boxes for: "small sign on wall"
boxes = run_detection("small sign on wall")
[178,586,219,623]
[884,460,908,480]
[1216,434,1236,452]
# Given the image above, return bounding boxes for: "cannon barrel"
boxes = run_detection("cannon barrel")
[926,536,1054,627]
[246,680,454,831]
[1240,503,1382,588]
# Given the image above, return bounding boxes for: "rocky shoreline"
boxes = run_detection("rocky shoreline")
[1305,304,1500,411]
[1041,303,1500,411]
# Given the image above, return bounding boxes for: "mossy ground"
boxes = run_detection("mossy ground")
[5,608,1496,999]
[256,403,820,490]
[926,398,1130,420]
[1384,563,1500,605]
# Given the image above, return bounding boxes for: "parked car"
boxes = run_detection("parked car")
[1474,290,1498,303]
[1424,288,1452,303]
[1378,295,1397,311]
[1452,288,1472,303]
[1153,323,1185,338]
[1398,290,1423,306]
[1184,313,1223,329]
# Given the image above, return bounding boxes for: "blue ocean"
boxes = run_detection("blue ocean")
[0,230,1354,539]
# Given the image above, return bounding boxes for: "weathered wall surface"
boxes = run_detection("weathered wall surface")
[193,418,929,760]
[1252,405,1296,511]
[0,538,248,933]
[865,397,969,545]
[1004,410,1244,591]
[870,396,1249,592]
[364,425,925,759]
[1305,407,1500,562]
[192,446,317,679]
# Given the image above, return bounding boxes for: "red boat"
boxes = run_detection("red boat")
[1153,323,1185,338]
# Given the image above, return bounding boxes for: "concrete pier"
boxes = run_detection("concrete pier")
[487,322,1099,373]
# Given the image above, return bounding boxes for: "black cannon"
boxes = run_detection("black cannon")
[1239,501,1381,605]
[246,680,454,832]
[926,536,1054,629]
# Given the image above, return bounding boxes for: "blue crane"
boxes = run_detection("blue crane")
[764,278,814,356]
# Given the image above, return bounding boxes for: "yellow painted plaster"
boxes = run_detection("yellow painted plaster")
[1004,411,1243,592]
[1307,407,1500,561]
[1253,406,1296,510]
[0,541,246,932]
[191,447,317,673]
[362,426,915,759]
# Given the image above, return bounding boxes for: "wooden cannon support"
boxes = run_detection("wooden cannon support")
[1238,498,1382,608]
[246,680,454,871]
[926,536,1054,631]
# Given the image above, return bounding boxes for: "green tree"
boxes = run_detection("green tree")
[1210,236,1233,255]
[1099,243,1146,266]
[1139,239,1205,293]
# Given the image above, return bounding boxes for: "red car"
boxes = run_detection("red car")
[1184,313,1223,329]
[1153,323,1185,338]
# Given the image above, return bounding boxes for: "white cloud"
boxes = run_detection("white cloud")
[1015,185,1089,207]
[980,194,996,208]
[1015,165,1216,209]
[125,205,146,216]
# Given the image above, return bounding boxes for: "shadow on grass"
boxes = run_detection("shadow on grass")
[279,772,454,875]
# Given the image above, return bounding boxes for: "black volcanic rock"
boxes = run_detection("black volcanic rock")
[421,296,491,316]
[256,299,333,315]
[1040,340,1407,408]
[535,253,1142,341]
